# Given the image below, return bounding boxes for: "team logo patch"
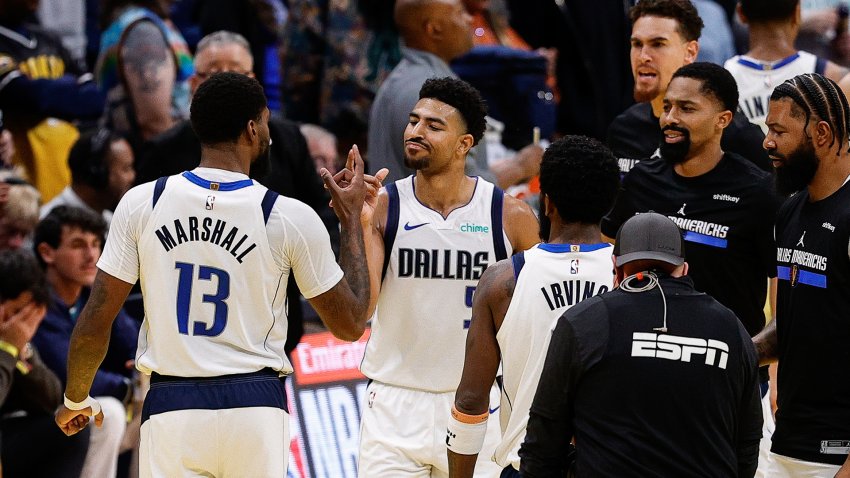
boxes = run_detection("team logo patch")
[790,264,799,288]
[570,245,580,252]
[205,195,215,210]
[209,182,220,191]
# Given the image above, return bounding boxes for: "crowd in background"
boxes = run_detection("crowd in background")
[0,0,849,477]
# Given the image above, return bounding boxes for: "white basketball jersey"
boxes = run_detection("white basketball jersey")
[360,176,512,393]
[725,51,822,133]
[493,242,614,469]
[98,168,342,377]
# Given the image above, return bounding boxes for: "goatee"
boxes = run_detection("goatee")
[659,125,691,165]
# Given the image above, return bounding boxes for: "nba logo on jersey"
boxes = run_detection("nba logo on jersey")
[570,259,579,274]
[790,264,800,288]
[206,196,215,210]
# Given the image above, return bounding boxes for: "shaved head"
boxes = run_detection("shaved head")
[394,0,473,62]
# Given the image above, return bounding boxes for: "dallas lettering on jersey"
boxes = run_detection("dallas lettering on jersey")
[397,248,488,280]
[777,247,828,271]
[540,281,610,311]
[631,332,729,369]
[155,217,257,263]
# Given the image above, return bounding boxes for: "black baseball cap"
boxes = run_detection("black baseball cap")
[614,212,685,267]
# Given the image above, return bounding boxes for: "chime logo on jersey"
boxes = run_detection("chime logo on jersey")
[631,332,729,369]
[459,222,489,234]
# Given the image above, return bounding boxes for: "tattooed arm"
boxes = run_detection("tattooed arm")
[55,270,134,436]
[120,20,176,140]
[449,259,516,478]
[753,318,778,366]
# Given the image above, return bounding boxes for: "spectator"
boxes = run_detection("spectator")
[0,172,39,251]
[300,123,340,175]
[41,128,135,228]
[140,30,335,352]
[0,0,105,202]
[96,0,193,152]
[37,0,86,64]
[607,0,770,175]
[0,249,90,478]
[369,0,542,187]
[32,206,139,478]
[520,212,762,477]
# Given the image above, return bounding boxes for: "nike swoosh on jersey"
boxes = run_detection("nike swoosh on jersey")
[403,222,429,231]
[489,406,500,414]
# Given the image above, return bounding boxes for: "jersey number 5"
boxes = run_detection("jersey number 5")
[175,262,230,336]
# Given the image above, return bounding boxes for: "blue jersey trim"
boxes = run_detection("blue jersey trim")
[142,369,288,424]
[777,265,827,288]
[537,242,611,253]
[737,53,800,71]
[382,182,400,280]
[491,187,507,261]
[683,231,728,249]
[511,251,526,282]
[261,189,279,225]
[182,171,254,191]
[152,176,168,208]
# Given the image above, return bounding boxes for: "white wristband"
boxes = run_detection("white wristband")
[64,394,102,416]
[446,408,488,455]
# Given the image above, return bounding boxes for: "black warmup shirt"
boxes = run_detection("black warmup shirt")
[773,181,850,465]
[520,276,762,477]
[606,102,771,174]
[602,154,780,339]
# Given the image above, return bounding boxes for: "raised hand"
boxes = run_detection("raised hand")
[321,145,367,227]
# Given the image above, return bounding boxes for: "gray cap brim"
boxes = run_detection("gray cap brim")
[615,250,684,267]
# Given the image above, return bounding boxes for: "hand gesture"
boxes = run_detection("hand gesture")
[0,300,46,351]
[321,145,367,226]
[55,400,104,436]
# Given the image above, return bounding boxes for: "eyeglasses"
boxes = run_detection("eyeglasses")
[195,70,253,80]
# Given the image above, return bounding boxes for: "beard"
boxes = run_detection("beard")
[633,80,661,103]
[250,141,271,180]
[772,139,819,196]
[659,125,692,165]
[403,140,431,170]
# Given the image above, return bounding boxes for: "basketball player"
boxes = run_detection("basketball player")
[447,136,620,478]
[54,72,377,477]
[725,0,850,133]
[755,73,850,477]
[356,76,540,477]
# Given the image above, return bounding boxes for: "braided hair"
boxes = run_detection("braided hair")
[770,73,850,153]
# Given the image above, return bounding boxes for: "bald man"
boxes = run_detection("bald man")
[368,0,475,183]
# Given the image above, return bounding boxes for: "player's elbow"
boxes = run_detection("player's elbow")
[330,319,366,342]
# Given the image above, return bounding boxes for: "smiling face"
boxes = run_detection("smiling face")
[630,15,698,103]
[660,76,730,163]
[403,98,472,172]
[39,226,102,288]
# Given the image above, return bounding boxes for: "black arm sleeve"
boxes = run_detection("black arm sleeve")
[519,317,583,477]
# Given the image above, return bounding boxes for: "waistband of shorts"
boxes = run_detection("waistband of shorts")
[150,367,281,384]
